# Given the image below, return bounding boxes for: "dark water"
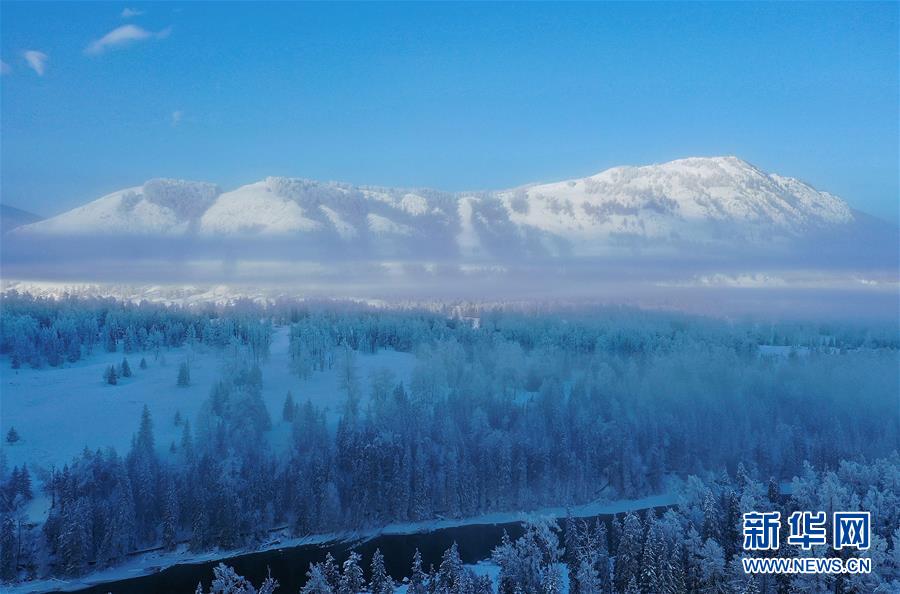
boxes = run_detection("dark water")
[70,507,670,594]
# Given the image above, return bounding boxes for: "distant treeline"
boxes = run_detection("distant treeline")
[3,292,898,370]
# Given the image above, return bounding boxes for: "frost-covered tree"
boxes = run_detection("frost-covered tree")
[614,512,643,593]
[177,361,191,387]
[369,549,393,594]
[202,563,278,594]
[282,391,296,422]
[408,549,429,594]
[492,521,563,594]
[180,419,194,461]
[301,562,334,594]
[162,481,179,551]
[640,517,664,594]
[568,518,608,594]
[434,542,470,594]
[321,553,341,593]
[492,530,520,594]
[104,364,118,385]
[338,551,365,594]
[0,514,17,581]
[697,538,727,594]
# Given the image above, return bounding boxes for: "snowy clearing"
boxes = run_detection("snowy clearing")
[1,325,415,530]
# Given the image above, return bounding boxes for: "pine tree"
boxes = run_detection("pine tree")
[190,510,209,552]
[123,326,136,354]
[666,550,687,594]
[321,553,341,592]
[722,489,741,560]
[594,520,611,593]
[0,514,17,581]
[697,538,726,594]
[575,557,601,594]
[624,576,641,594]
[640,519,663,594]
[162,482,179,551]
[436,542,467,594]
[18,464,33,500]
[130,406,158,542]
[492,530,521,594]
[5,427,20,444]
[174,410,183,426]
[209,563,257,593]
[564,514,578,590]
[140,357,148,369]
[369,548,392,594]
[741,576,761,594]
[474,574,493,594]
[543,562,563,594]
[101,472,136,564]
[283,391,296,422]
[59,497,90,575]
[181,420,194,461]
[302,562,335,594]
[338,551,365,594]
[136,405,155,453]
[177,361,191,387]
[408,549,429,594]
[767,478,780,504]
[7,466,21,499]
[105,364,118,385]
[258,569,280,594]
[121,357,132,378]
[105,329,117,353]
[615,512,643,593]
[701,491,721,542]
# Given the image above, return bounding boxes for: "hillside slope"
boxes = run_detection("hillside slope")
[0,204,43,234]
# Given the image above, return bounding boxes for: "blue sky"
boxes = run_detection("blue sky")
[1,2,897,221]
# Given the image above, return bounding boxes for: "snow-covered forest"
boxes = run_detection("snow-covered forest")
[0,293,898,591]
[192,452,900,594]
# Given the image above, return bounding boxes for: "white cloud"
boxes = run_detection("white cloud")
[85,24,171,55]
[0,60,10,75]
[23,50,48,76]
[121,7,145,18]
[171,110,184,127]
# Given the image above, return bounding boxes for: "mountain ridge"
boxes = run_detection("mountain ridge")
[9,157,879,261]
[0,204,43,234]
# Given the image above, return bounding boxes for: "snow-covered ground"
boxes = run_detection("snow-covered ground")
[1,326,415,511]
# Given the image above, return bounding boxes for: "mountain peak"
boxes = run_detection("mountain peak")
[669,154,747,165]
[651,155,761,174]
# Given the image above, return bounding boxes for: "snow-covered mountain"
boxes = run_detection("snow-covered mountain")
[13,179,221,236]
[7,157,870,259]
[0,204,43,234]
